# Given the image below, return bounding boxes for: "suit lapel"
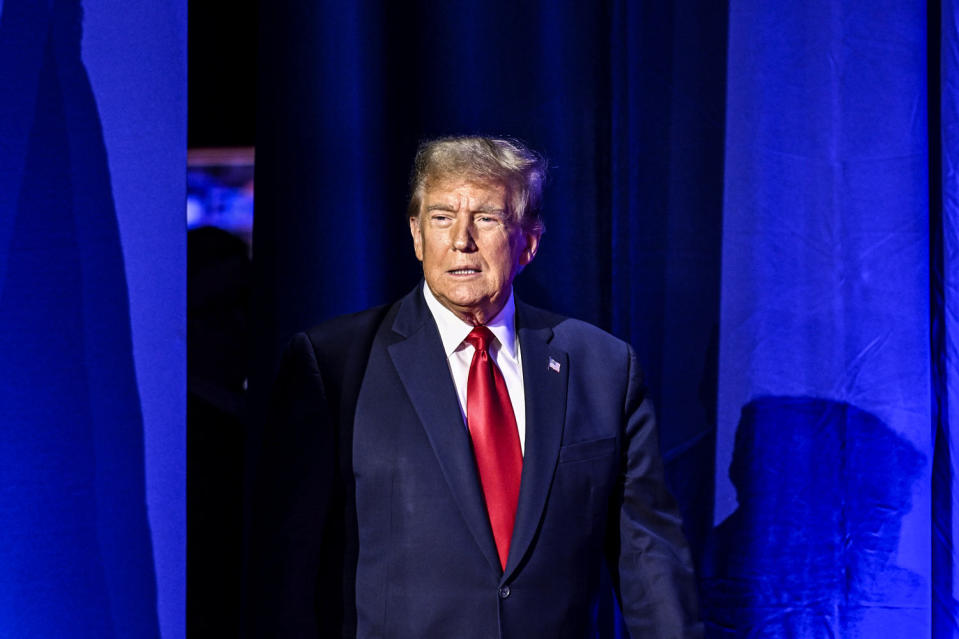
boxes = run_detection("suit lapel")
[387,289,501,574]
[503,303,568,580]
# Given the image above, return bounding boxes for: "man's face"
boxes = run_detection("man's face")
[410,178,540,325]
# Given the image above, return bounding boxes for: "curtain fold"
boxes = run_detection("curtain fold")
[0,0,185,636]
[937,0,959,634]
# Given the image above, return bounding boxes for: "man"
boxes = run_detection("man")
[250,136,701,638]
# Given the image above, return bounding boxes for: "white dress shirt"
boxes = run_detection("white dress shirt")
[422,283,526,455]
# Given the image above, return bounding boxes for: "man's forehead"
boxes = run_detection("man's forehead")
[423,179,508,209]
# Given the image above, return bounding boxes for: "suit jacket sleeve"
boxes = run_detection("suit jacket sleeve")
[609,345,703,639]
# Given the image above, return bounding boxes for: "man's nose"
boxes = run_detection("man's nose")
[451,216,476,251]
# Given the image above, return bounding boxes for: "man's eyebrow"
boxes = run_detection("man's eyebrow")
[424,203,506,214]
[473,204,506,214]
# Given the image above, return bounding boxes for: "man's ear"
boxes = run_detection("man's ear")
[410,216,424,262]
[518,230,541,267]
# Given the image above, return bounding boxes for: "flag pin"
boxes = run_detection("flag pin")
[548,357,561,373]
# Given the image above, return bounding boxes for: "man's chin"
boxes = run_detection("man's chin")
[446,298,488,315]
[438,286,484,307]
[436,292,500,324]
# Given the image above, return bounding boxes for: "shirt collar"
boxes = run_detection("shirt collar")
[422,282,518,359]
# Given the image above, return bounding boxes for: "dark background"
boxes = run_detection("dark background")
[189,0,255,148]
[188,2,254,636]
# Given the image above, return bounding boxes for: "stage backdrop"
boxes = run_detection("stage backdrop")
[253,0,959,637]
[0,1,185,638]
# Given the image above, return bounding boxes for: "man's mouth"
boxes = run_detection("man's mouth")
[448,268,480,275]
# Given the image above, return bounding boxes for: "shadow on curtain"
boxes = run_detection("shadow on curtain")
[704,397,924,637]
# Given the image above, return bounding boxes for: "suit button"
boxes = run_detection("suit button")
[499,586,511,599]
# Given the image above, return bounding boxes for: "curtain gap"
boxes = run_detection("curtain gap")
[928,0,953,636]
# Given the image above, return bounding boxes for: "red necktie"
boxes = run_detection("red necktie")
[465,326,523,571]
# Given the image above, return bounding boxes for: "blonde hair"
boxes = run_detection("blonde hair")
[407,136,547,234]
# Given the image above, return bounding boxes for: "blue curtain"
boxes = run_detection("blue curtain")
[0,1,185,637]
[707,0,955,636]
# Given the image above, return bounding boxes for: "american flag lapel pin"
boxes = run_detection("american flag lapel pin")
[548,357,561,373]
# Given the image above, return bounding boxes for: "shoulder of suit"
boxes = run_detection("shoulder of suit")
[517,299,630,351]
[279,302,399,394]
[301,302,395,357]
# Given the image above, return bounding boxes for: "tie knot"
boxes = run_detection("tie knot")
[465,325,495,352]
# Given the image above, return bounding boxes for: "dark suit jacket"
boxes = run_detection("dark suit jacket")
[248,286,701,638]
